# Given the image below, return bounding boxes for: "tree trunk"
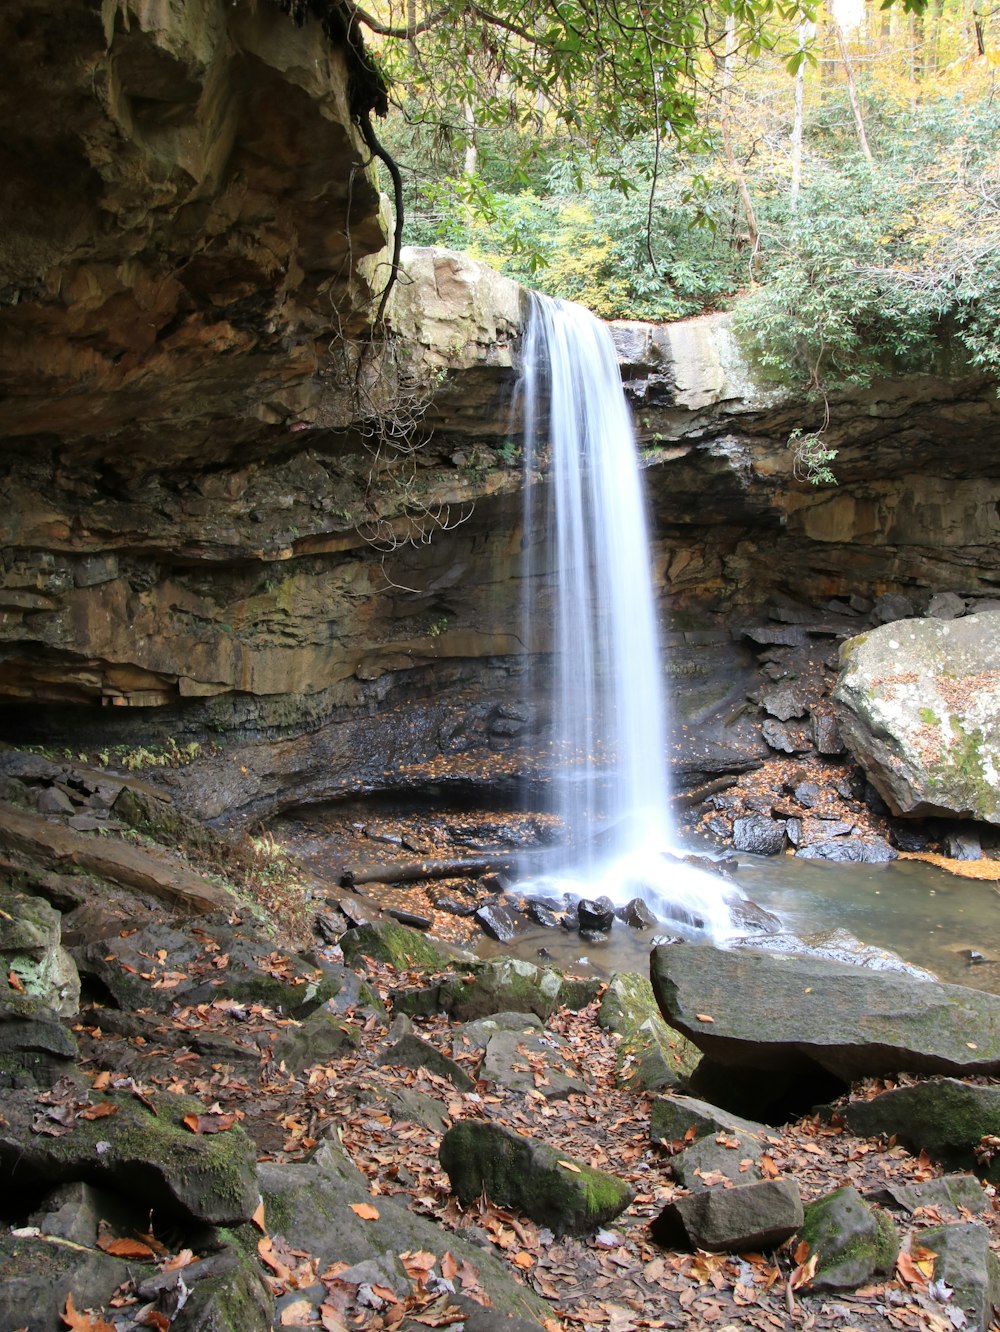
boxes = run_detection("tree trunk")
[790,22,808,211]
[835,20,874,167]
[721,14,760,252]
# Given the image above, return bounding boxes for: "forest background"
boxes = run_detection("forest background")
[353,0,1000,406]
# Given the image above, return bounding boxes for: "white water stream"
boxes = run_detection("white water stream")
[520,295,738,936]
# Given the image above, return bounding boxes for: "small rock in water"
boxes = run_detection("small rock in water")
[525,899,562,929]
[475,903,518,942]
[796,837,897,864]
[616,897,658,930]
[732,815,787,857]
[577,896,616,933]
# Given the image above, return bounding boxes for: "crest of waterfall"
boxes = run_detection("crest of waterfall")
[520,294,737,938]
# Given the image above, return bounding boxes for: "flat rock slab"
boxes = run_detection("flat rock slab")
[439,1120,634,1236]
[650,943,1000,1083]
[671,1132,767,1192]
[479,1029,589,1099]
[73,913,340,1016]
[0,1086,258,1225]
[259,1138,548,1323]
[0,801,233,914]
[378,1031,476,1091]
[881,1172,991,1217]
[651,1177,803,1253]
[845,1078,1000,1180]
[650,1093,769,1148]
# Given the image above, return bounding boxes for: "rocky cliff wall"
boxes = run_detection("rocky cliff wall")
[2,7,1000,831]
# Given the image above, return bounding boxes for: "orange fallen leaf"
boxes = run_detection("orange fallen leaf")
[97,1235,157,1260]
[557,1160,582,1173]
[182,1112,237,1135]
[8,969,24,992]
[258,1235,293,1280]
[512,1251,535,1269]
[252,1201,267,1233]
[695,1013,715,1023]
[138,1311,170,1331]
[349,1202,380,1221]
[160,1248,195,1271]
[897,1247,936,1285]
[789,1251,819,1291]
[91,1072,112,1091]
[61,1292,117,1331]
[78,1102,119,1122]
[759,1154,779,1178]
[280,1298,316,1325]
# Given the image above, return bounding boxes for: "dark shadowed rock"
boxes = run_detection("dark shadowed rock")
[649,943,1000,1083]
[651,1178,802,1253]
[578,896,616,933]
[617,897,658,929]
[439,1120,633,1236]
[799,1186,898,1290]
[476,902,519,942]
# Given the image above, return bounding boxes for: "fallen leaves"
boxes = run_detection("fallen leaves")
[348,1202,380,1221]
[182,1110,238,1134]
[60,1293,117,1331]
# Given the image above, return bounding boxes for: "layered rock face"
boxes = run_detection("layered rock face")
[2,0,1000,827]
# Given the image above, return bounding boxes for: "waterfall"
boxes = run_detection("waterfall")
[520,294,736,937]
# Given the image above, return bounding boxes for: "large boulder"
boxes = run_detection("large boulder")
[649,943,1000,1084]
[834,612,1000,822]
[845,1078,1000,1180]
[439,1120,634,1236]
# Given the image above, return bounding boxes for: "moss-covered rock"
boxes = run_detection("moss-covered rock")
[439,1120,633,1236]
[1,888,79,1017]
[377,1030,476,1091]
[845,1078,1000,1181]
[0,1087,259,1225]
[649,1092,767,1148]
[340,919,473,972]
[599,972,701,1091]
[799,1186,898,1290]
[440,959,565,1022]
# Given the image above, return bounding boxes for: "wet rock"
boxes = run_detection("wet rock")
[651,1178,803,1253]
[439,1120,633,1236]
[616,897,658,929]
[760,719,799,753]
[434,894,480,916]
[918,1223,1000,1332]
[577,896,616,933]
[811,818,855,838]
[732,815,787,856]
[928,591,967,619]
[796,836,897,862]
[793,781,821,807]
[650,942,1000,1084]
[844,1078,1000,1180]
[944,829,982,860]
[888,822,931,852]
[476,902,519,942]
[340,920,474,972]
[760,687,807,722]
[598,972,701,1091]
[526,899,563,928]
[811,712,844,755]
[799,1185,898,1290]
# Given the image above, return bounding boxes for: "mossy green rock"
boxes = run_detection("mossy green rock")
[834,612,1000,822]
[599,972,701,1091]
[440,959,564,1021]
[272,1006,361,1073]
[439,1120,634,1236]
[845,1078,1000,1180]
[1,888,79,1017]
[800,1186,898,1290]
[340,919,472,971]
[0,1088,259,1224]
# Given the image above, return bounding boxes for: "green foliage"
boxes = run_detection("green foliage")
[789,429,838,486]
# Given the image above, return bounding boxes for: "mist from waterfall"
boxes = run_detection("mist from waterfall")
[520,294,736,937]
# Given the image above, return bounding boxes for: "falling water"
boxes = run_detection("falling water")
[520,294,737,937]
